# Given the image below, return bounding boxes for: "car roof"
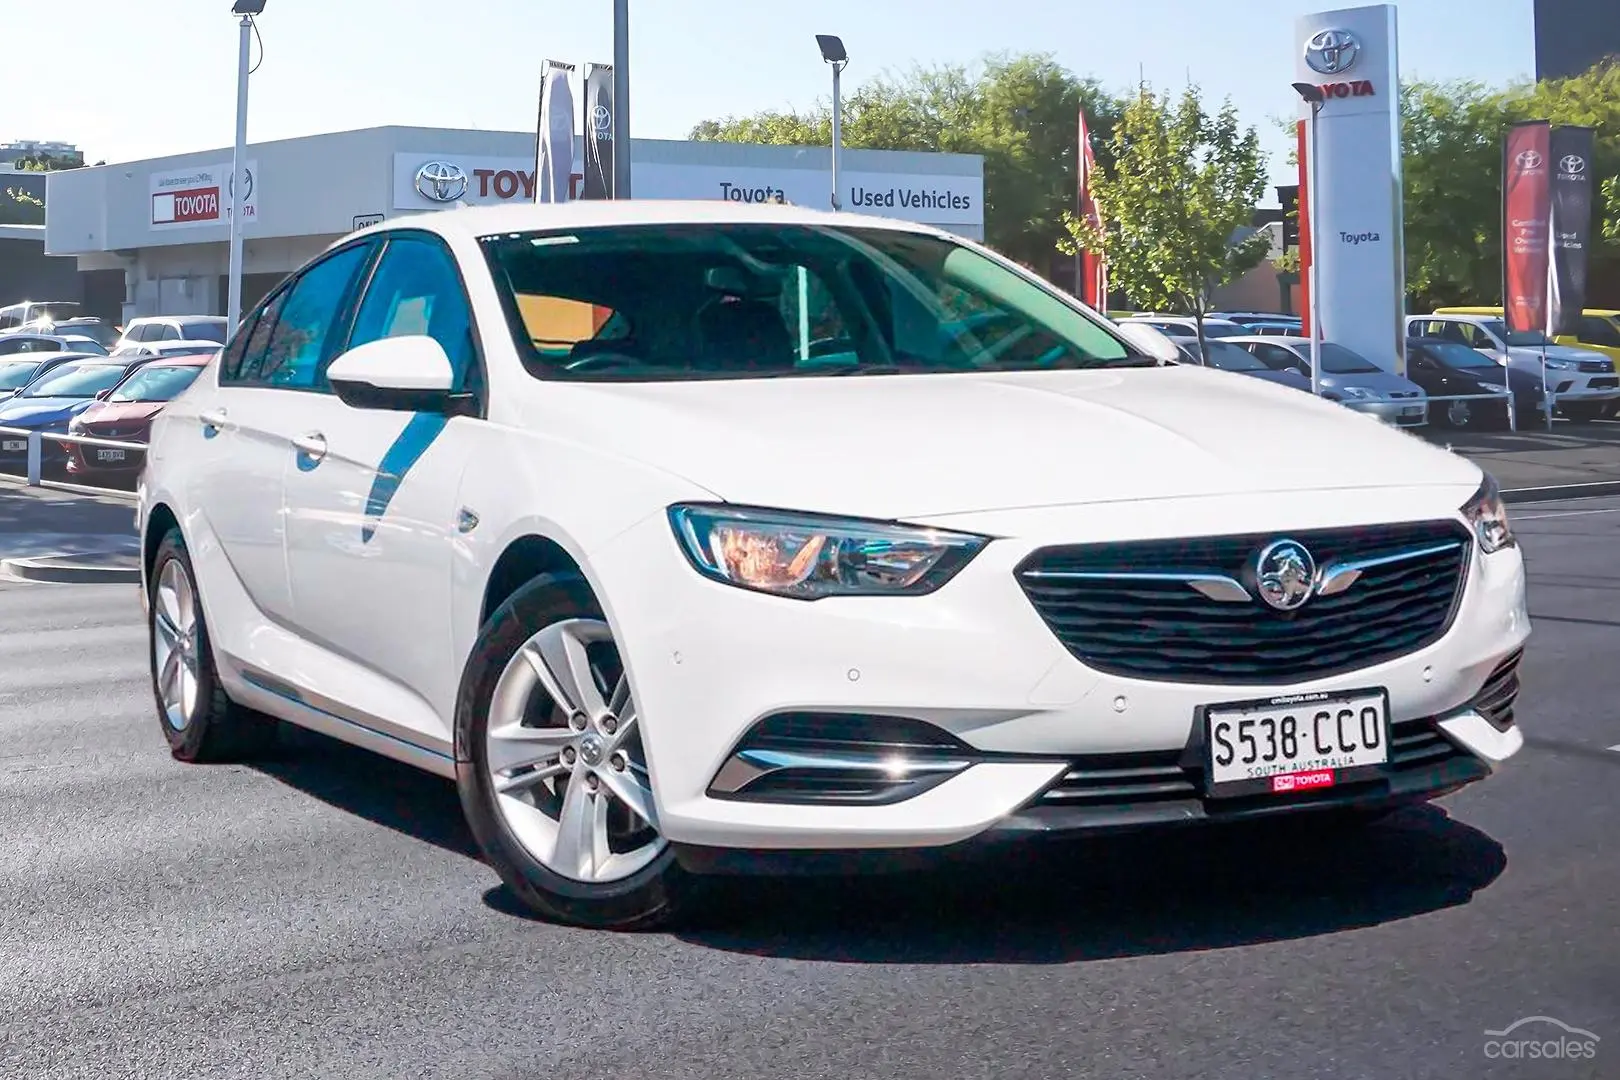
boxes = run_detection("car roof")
[144,353,215,368]
[341,199,953,248]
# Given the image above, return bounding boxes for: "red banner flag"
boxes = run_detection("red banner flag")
[1502,120,1552,336]
[1077,108,1106,308]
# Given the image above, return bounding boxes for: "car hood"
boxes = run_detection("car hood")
[1320,370,1424,393]
[0,397,91,427]
[535,366,1482,519]
[73,400,164,429]
[1506,344,1610,365]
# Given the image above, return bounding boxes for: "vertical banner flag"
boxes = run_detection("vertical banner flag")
[1501,120,1552,336]
[1076,108,1106,307]
[536,60,576,203]
[1296,119,1312,336]
[1547,125,1596,336]
[580,63,615,200]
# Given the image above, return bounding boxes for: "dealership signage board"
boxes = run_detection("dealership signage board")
[389,154,982,227]
[149,161,259,229]
[1295,5,1405,375]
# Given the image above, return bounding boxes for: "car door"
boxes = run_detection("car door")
[188,244,375,627]
[282,231,485,740]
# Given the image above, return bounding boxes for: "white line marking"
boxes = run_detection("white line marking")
[1609,745,1620,754]
[1516,507,1620,520]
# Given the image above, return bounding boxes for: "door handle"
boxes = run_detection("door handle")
[199,408,227,432]
[291,431,328,463]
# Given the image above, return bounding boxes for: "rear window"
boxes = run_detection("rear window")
[180,319,229,342]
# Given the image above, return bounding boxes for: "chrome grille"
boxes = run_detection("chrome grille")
[1017,521,1472,683]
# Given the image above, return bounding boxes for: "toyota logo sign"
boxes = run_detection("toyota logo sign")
[1304,28,1360,75]
[1560,154,1586,174]
[1515,149,1544,170]
[414,161,469,202]
[592,104,611,132]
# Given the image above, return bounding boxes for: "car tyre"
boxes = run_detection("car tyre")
[455,572,692,930]
[148,527,279,763]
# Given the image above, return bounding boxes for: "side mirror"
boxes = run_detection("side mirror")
[1113,321,1182,364]
[326,335,471,414]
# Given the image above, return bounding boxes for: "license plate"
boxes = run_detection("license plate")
[1,439,23,452]
[96,448,125,462]
[1202,688,1389,797]
[1401,406,1424,417]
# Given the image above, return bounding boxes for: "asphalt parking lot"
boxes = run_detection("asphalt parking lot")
[1,492,1617,1080]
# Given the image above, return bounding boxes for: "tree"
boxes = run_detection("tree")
[1605,176,1620,248]
[690,53,1123,271]
[0,187,43,226]
[1060,85,1270,357]
[1398,60,1620,308]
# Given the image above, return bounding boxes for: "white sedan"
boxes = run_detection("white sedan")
[135,200,1530,928]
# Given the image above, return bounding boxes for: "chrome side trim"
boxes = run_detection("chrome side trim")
[709,747,973,795]
[1019,569,1253,603]
[1316,541,1464,597]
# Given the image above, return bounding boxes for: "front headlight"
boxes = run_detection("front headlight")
[1544,358,1576,371]
[1462,473,1515,554]
[668,504,989,600]
[1340,386,1380,401]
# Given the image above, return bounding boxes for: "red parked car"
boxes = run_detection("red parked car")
[64,353,213,480]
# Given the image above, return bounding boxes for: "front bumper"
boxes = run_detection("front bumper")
[591,485,1530,854]
[1354,399,1429,426]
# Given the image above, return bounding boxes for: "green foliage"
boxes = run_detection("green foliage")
[1059,85,1270,344]
[0,187,44,226]
[690,52,1122,268]
[1402,60,1620,307]
[14,152,82,172]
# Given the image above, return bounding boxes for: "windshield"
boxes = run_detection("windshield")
[1318,343,1381,374]
[1190,340,1270,371]
[480,224,1148,380]
[0,359,43,390]
[179,319,229,342]
[108,365,202,402]
[1481,319,1552,347]
[1422,341,1500,370]
[23,362,126,398]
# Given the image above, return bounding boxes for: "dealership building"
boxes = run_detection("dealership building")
[43,126,985,322]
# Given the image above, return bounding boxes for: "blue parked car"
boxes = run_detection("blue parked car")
[0,354,155,469]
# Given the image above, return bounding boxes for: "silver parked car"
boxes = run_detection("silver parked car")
[1165,335,1311,390]
[1232,336,1429,428]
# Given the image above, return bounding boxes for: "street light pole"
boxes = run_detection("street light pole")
[612,0,630,198]
[226,0,264,330]
[1293,82,1325,399]
[817,35,848,211]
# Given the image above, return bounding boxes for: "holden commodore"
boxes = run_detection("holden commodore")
[134,201,1529,929]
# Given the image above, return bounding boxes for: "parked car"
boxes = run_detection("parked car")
[136,202,1526,930]
[112,340,232,360]
[1433,305,1620,369]
[1210,311,1301,330]
[1405,314,1617,422]
[1244,320,1305,336]
[0,332,109,357]
[0,351,94,401]
[113,315,229,352]
[0,300,82,333]
[1231,336,1429,427]
[1165,335,1310,390]
[1404,338,1522,429]
[44,317,123,350]
[0,354,155,470]
[1119,314,1250,339]
[64,353,214,480]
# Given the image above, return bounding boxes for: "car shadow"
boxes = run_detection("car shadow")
[252,724,482,860]
[656,805,1505,965]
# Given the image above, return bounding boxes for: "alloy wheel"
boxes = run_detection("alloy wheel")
[152,558,201,730]
[1447,400,1472,427]
[485,618,665,884]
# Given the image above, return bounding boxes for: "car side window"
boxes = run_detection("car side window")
[160,323,181,341]
[340,234,480,394]
[1580,317,1620,348]
[229,288,291,385]
[256,244,373,391]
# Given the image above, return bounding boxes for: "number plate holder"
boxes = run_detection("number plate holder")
[1198,687,1391,799]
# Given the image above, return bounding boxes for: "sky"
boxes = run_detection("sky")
[9,0,1536,198]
